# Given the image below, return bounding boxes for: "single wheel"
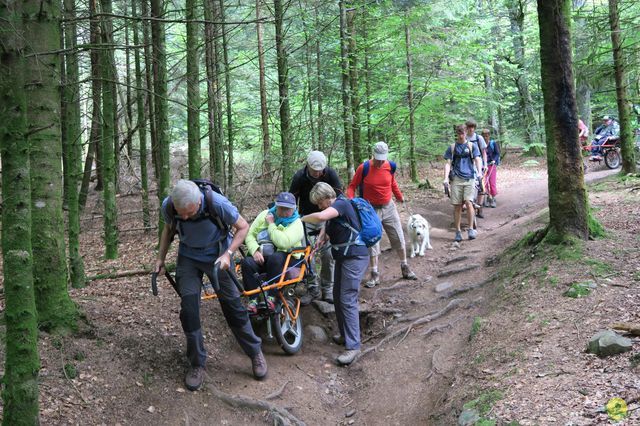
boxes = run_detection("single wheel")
[272,298,303,355]
[604,148,621,169]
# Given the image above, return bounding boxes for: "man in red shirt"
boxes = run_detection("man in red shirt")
[347,142,417,287]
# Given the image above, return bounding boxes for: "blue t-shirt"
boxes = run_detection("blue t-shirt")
[161,192,238,263]
[444,142,481,180]
[486,139,500,165]
[325,197,369,259]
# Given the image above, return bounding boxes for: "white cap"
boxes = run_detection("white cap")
[307,151,327,171]
[373,142,388,160]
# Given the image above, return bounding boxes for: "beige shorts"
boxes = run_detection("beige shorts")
[450,176,475,205]
[369,201,406,257]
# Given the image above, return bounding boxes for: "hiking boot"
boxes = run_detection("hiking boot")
[322,292,334,304]
[364,271,380,288]
[490,198,497,208]
[300,288,320,306]
[332,334,345,345]
[468,229,478,240]
[251,351,268,380]
[454,231,463,242]
[401,263,417,280]
[336,349,361,366]
[185,366,205,391]
[476,210,484,219]
[483,198,490,208]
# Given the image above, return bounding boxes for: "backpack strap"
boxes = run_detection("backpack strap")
[358,160,371,197]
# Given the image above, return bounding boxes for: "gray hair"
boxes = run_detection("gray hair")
[309,182,336,205]
[171,180,201,209]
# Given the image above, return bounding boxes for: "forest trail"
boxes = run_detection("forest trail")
[12,162,621,425]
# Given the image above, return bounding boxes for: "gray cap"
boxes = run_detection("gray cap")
[275,192,296,209]
[373,141,388,160]
[603,115,611,121]
[307,151,327,171]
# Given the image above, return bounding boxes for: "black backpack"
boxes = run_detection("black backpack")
[165,179,229,235]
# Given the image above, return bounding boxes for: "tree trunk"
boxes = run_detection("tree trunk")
[537,0,589,241]
[151,0,171,236]
[204,0,224,183]
[509,0,542,154]
[0,1,40,420]
[132,1,151,229]
[315,5,325,152]
[339,0,354,177]
[347,8,361,165]
[89,0,103,192]
[573,0,591,129]
[142,0,158,181]
[256,0,271,177]
[63,0,86,287]
[362,4,372,150]
[300,4,316,149]
[100,0,119,259]
[24,0,79,331]
[219,0,234,194]
[124,4,133,159]
[405,20,417,183]
[274,0,293,189]
[186,0,201,179]
[608,0,636,173]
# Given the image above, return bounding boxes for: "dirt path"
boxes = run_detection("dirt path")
[8,162,621,425]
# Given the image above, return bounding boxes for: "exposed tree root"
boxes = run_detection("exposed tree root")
[439,275,496,299]
[444,255,471,266]
[436,263,480,278]
[351,299,465,365]
[204,376,305,426]
[374,277,432,297]
[265,380,290,400]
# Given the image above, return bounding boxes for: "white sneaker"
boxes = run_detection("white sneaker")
[336,349,360,365]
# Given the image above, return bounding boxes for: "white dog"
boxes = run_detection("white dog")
[407,214,432,257]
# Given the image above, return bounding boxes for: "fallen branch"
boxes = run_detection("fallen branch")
[204,376,305,426]
[352,299,465,365]
[440,275,496,299]
[85,264,176,282]
[444,255,471,266]
[612,322,640,336]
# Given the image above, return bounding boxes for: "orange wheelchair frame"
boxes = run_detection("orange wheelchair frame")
[152,245,315,355]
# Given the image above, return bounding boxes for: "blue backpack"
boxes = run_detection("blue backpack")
[334,196,383,253]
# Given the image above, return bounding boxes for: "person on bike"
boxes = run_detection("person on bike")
[302,182,369,366]
[346,141,417,288]
[591,115,620,160]
[155,180,267,391]
[465,120,487,218]
[444,125,483,242]
[289,150,343,304]
[241,192,304,313]
[481,129,500,208]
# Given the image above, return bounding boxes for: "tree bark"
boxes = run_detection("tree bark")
[405,19,417,182]
[508,0,542,153]
[124,4,133,159]
[608,0,636,173]
[339,0,354,178]
[100,0,119,259]
[186,0,202,179]
[132,0,151,229]
[347,8,361,165]
[24,0,79,331]
[151,0,171,236]
[204,0,224,184]
[63,0,86,287]
[142,0,159,181]
[274,0,293,189]
[314,5,325,152]
[362,3,372,149]
[0,1,41,420]
[219,0,234,194]
[537,0,589,241]
[256,0,271,176]
[89,0,103,193]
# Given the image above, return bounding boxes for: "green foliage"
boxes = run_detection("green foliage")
[463,390,504,416]
[74,351,86,362]
[469,317,483,341]
[588,211,606,239]
[630,353,640,369]
[563,282,592,298]
[64,363,77,379]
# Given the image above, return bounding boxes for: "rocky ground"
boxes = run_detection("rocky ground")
[0,155,638,425]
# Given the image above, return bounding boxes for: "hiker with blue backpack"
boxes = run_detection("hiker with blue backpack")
[465,120,488,219]
[444,125,483,242]
[302,182,371,365]
[346,141,417,288]
[155,179,267,391]
[481,129,500,208]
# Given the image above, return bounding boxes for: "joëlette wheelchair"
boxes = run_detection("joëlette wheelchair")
[151,234,318,355]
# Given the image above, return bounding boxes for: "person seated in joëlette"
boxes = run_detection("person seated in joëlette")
[240,192,304,313]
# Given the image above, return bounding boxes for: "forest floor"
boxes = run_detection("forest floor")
[0,154,639,425]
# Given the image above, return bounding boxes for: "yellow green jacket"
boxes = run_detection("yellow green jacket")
[245,209,304,256]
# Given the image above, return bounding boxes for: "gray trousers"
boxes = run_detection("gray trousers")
[176,255,262,367]
[333,255,369,350]
[305,222,335,296]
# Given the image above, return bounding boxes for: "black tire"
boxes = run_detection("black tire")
[604,148,621,169]
[272,298,303,355]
